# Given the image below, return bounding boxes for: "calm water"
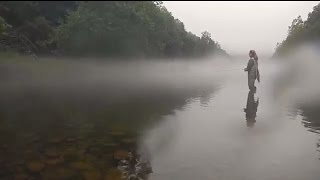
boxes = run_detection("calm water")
[0,57,320,180]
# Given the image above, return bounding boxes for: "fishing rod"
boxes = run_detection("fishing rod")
[211,67,244,72]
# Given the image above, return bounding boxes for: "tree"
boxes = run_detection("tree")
[0,1,228,58]
[0,16,6,35]
[288,15,304,36]
[274,3,320,57]
[201,31,212,44]
[0,1,78,53]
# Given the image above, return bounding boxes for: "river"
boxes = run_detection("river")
[0,56,319,180]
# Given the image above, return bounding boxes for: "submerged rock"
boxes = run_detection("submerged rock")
[44,156,64,165]
[113,150,129,160]
[47,137,63,144]
[116,151,153,180]
[82,170,102,180]
[44,148,61,158]
[15,161,25,166]
[87,146,102,154]
[14,173,30,180]
[41,167,77,180]
[26,161,45,173]
[31,137,40,143]
[121,138,136,145]
[104,169,122,180]
[69,161,94,170]
[14,166,25,174]
[24,149,34,155]
[109,131,126,137]
[63,147,79,155]
[1,144,8,150]
[63,147,85,162]
[66,137,77,143]
[42,147,64,165]
[102,143,118,148]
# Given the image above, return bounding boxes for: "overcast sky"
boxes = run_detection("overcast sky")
[162,1,320,56]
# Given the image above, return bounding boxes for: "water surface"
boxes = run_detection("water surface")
[0,57,319,180]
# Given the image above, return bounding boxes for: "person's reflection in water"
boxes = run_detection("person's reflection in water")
[244,90,259,127]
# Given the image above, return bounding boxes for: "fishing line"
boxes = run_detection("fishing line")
[211,68,244,72]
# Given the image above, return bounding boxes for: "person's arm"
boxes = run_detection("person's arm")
[244,59,254,72]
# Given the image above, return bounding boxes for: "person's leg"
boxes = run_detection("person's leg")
[249,77,255,92]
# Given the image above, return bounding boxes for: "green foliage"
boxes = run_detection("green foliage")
[0,16,6,35]
[55,1,227,58]
[275,3,320,57]
[0,1,78,53]
[0,1,78,27]
[274,16,305,56]
[288,15,304,36]
[304,3,320,40]
[0,16,12,36]
[0,1,227,58]
[17,17,53,47]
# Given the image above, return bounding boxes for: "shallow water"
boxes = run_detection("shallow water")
[141,59,320,180]
[0,57,320,180]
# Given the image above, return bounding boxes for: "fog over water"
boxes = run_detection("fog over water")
[1,46,320,179]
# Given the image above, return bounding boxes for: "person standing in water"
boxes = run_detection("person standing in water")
[244,50,260,92]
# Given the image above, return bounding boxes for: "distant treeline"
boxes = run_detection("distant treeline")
[274,3,320,57]
[0,1,228,58]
